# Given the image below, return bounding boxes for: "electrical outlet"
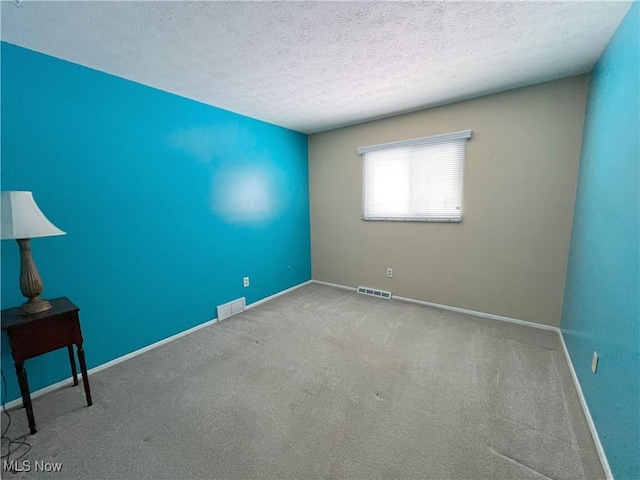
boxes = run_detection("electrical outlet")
[386,268,393,278]
[591,351,599,374]
[243,276,250,288]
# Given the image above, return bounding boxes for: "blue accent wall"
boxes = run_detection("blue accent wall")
[1,43,311,403]
[561,4,639,479]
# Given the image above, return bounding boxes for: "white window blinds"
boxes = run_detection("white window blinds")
[358,130,471,222]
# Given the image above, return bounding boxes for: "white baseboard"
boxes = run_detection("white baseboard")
[311,279,357,292]
[394,294,559,332]
[312,279,558,332]
[3,279,313,410]
[558,332,613,479]
[245,280,313,310]
[311,278,612,478]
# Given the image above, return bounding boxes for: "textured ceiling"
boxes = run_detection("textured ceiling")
[1,1,633,133]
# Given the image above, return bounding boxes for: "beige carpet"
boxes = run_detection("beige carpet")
[2,283,603,479]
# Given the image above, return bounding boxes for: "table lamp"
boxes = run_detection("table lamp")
[1,191,66,315]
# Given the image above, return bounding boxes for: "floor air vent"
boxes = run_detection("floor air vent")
[357,286,392,300]
[217,297,246,321]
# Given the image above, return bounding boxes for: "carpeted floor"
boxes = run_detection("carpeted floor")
[2,283,603,479]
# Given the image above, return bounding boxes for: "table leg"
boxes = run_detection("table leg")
[76,343,92,407]
[67,345,79,386]
[14,361,37,435]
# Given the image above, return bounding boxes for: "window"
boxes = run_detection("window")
[358,130,471,222]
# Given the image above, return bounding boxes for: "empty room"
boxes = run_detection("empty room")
[1,1,638,479]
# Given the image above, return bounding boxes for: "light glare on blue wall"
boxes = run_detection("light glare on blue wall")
[211,165,281,223]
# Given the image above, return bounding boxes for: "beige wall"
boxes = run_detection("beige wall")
[308,76,588,327]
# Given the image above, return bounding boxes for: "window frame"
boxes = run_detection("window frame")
[357,129,472,223]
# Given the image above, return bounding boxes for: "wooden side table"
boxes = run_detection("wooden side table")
[1,297,92,434]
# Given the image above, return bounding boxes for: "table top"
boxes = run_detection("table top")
[1,297,79,330]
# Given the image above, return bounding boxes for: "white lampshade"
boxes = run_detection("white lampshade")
[1,191,66,240]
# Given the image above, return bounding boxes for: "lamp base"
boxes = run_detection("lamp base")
[20,297,52,315]
[16,238,53,315]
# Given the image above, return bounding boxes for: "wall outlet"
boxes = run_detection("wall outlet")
[243,276,250,288]
[386,268,393,278]
[591,351,599,374]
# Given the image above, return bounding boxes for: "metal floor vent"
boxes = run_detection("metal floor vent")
[217,297,246,321]
[357,286,392,300]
